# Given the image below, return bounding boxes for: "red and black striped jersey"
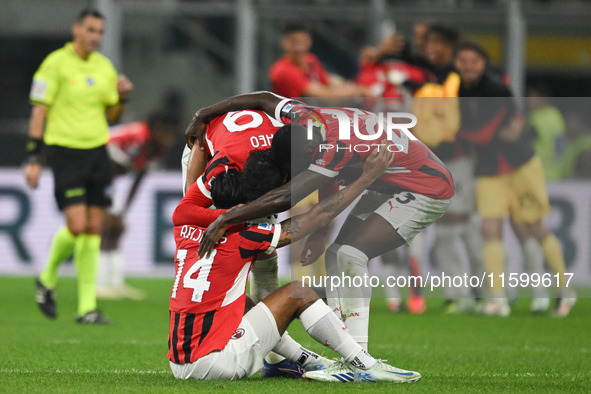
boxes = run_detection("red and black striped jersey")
[196,110,283,205]
[168,221,281,364]
[296,105,454,200]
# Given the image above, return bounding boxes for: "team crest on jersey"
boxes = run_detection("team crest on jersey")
[86,77,94,86]
[231,328,245,340]
[257,223,272,230]
[315,159,326,166]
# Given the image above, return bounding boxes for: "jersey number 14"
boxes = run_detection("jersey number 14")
[172,249,215,302]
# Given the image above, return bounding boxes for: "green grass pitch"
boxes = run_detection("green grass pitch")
[1,276,589,393]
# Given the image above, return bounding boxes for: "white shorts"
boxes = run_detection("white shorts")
[169,302,280,380]
[445,157,476,215]
[350,190,450,244]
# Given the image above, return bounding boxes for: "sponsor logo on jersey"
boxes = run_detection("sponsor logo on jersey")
[257,223,272,230]
[281,102,292,114]
[231,328,245,340]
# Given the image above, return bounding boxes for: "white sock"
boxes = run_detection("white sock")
[250,255,280,302]
[522,237,548,298]
[110,249,125,288]
[272,331,322,367]
[97,251,111,288]
[324,243,343,318]
[336,245,371,351]
[434,224,470,298]
[381,257,401,300]
[462,218,485,298]
[300,300,376,369]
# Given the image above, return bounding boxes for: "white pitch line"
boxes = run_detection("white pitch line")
[0,368,169,375]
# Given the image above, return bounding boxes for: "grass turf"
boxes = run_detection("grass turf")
[1,276,589,393]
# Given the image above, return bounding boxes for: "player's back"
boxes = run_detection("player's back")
[304,106,454,199]
[168,221,280,364]
[205,110,284,166]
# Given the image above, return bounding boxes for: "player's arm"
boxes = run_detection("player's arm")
[173,181,227,228]
[300,183,340,265]
[185,91,288,148]
[198,169,330,257]
[24,104,49,188]
[275,145,393,248]
[184,140,208,194]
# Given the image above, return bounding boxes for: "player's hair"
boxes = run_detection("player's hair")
[210,169,246,209]
[242,150,285,201]
[454,40,489,63]
[271,123,316,178]
[426,24,459,46]
[282,22,310,36]
[77,8,105,23]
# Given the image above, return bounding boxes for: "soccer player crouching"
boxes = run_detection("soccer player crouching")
[168,146,420,383]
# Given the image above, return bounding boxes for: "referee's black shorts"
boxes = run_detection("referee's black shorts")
[45,145,112,211]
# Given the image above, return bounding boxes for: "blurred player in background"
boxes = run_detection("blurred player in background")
[354,21,437,314]
[25,9,133,324]
[97,111,178,299]
[561,111,591,179]
[526,85,566,180]
[269,23,368,99]
[454,40,576,316]
[169,146,421,383]
[404,24,485,314]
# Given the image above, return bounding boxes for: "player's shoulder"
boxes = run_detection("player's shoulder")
[306,52,324,66]
[240,222,277,242]
[270,56,298,75]
[37,45,70,70]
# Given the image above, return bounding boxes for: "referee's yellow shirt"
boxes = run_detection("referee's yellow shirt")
[29,43,119,149]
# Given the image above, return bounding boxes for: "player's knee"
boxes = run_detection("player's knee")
[66,220,86,236]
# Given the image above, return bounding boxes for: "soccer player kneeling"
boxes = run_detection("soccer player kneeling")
[168,147,420,383]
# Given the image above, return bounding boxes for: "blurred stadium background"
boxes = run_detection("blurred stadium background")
[1,0,591,286]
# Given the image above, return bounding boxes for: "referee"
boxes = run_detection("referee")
[25,9,133,324]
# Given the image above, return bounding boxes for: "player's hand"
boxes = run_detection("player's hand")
[198,215,229,258]
[499,115,524,142]
[361,140,394,182]
[300,232,328,266]
[117,75,133,100]
[185,110,208,150]
[24,162,41,189]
